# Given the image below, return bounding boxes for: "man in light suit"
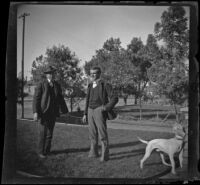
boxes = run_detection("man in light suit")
[33,66,68,158]
[82,66,118,162]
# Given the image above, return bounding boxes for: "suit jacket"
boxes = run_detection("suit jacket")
[33,79,68,117]
[84,80,118,120]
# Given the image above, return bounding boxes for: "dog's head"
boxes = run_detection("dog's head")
[172,122,186,139]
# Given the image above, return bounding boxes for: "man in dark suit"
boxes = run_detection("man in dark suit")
[82,66,118,162]
[33,66,68,158]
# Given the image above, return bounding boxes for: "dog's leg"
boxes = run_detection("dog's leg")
[179,149,183,168]
[160,153,171,166]
[140,145,153,169]
[169,153,176,174]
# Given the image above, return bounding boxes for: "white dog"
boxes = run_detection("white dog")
[138,123,186,174]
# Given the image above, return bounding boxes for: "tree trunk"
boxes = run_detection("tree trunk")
[123,97,127,105]
[134,96,137,105]
[70,97,73,112]
[156,111,159,120]
[139,97,142,120]
[173,102,179,122]
[139,82,142,120]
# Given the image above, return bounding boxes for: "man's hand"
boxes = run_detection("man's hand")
[101,105,107,112]
[82,115,87,124]
[33,113,38,121]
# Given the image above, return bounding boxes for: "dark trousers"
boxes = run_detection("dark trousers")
[38,113,56,155]
[88,107,109,156]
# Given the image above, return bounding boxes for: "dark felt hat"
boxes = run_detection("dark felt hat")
[44,66,56,74]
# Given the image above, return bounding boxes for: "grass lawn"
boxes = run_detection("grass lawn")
[16,119,188,180]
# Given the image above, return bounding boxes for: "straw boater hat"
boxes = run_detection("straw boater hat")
[44,66,56,74]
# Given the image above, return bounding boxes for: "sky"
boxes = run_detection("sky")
[17,4,190,80]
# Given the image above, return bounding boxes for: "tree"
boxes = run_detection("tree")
[64,75,86,112]
[31,44,85,112]
[148,6,189,120]
[31,55,48,83]
[102,37,122,52]
[84,48,111,82]
[106,48,134,90]
[127,38,151,97]
[126,37,152,120]
[84,37,122,79]
[145,34,161,64]
[84,37,135,98]
[84,37,124,84]
[17,72,29,104]
[154,6,189,59]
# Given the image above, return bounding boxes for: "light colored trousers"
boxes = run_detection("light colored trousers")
[88,106,108,147]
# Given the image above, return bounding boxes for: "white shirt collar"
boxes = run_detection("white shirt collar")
[93,79,101,84]
[48,79,54,83]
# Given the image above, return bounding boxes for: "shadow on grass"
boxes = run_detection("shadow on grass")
[116,108,167,113]
[51,141,141,155]
[144,168,171,180]
[146,157,181,168]
[110,141,141,148]
[137,154,183,179]
[110,148,145,161]
[145,161,163,166]
[50,147,89,155]
[110,148,144,157]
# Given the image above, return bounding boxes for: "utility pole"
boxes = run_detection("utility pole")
[18,13,30,118]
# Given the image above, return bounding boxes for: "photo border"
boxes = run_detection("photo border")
[3,1,199,184]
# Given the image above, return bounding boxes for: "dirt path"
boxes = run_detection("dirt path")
[107,118,172,133]
[107,121,172,133]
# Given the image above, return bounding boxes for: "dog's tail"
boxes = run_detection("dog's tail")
[137,136,149,144]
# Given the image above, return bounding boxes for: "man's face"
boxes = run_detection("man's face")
[46,73,54,81]
[90,69,100,82]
